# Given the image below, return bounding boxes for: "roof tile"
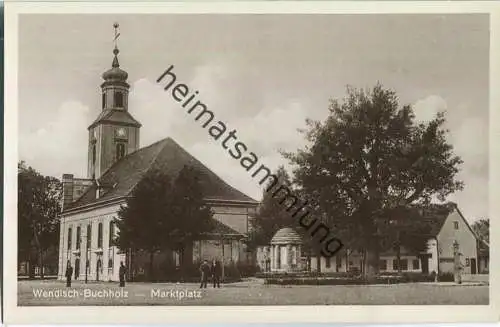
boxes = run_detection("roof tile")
[66,137,258,211]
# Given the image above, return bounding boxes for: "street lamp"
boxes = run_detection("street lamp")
[80,233,89,284]
[453,240,462,284]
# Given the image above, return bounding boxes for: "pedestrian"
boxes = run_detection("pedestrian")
[65,261,73,287]
[119,261,127,287]
[211,259,222,288]
[199,260,210,289]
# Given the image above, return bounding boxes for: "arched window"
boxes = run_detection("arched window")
[86,224,92,249]
[92,144,96,165]
[109,221,115,246]
[116,143,125,160]
[67,227,72,249]
[97,222,103,248]
[114,91,123,108]
[102,93,106,109]
[76,226,81,250]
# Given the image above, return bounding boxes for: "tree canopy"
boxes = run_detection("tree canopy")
[18,161,62,277]
[472,218,489,244]
[249,166,296,247]
[283,84,463,276]
[115,165,213,279]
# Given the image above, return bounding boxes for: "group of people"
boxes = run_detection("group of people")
[64,260,127,287]
[64,258,222,289]
[199,259,222,288]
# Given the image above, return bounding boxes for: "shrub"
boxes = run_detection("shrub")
[255,271,360,279]
[438,272,455,282]
[236,262,261,277]
[263,272,436,285]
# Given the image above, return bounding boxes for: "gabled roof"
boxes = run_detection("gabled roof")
[207,219,245,236]
[418,203,456,237]
[415,202,480,240]
[88,109,142,129]
[65,137,258,212]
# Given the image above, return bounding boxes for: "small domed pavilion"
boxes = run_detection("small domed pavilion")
[270,227,303,272]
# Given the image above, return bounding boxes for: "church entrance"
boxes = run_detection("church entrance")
[96,259,102,281]
[74,258,80,280]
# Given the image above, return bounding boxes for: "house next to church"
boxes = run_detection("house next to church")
[257,203,489,276]
[57,29,258,282]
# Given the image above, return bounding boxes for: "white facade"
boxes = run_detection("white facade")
[58,202,125,282]
[435,208,479,274]
[58,200,255,281]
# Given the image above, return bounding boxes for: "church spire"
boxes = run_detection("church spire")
[88,22,141,180]
[112,22,120,68]
[102,22,128,82]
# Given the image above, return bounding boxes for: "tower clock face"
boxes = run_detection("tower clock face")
[116,128,127,137]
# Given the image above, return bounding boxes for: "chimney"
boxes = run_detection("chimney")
[62,174,74,211]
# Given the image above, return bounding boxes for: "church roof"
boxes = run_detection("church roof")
[65,137,258,212]
[88,109,142,129]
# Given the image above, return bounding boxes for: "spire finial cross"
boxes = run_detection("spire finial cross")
[113,22,120,51]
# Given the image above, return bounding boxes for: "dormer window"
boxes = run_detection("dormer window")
[114,91,123,108]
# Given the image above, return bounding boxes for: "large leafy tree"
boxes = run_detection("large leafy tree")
[284,84,463,277]
[472,218,489,244]
[248,166,295,247]
[115,166,212,280]
[169,166,213,250]
[18,161,62,278]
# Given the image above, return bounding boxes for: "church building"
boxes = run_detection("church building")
[57,25,258,282]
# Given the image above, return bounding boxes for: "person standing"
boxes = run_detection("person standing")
[199,260,210,288]
[65,261,73,287]
[211,259,222,288]
[119,262,127,287]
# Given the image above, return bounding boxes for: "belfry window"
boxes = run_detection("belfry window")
[114,91,123,108]
[92,144,96,165]
[102,93,106,109]
[116,143,125,160]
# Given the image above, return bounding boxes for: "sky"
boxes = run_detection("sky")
[18,14,489,221]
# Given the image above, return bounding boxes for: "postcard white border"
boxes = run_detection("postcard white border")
[4,1,500,324]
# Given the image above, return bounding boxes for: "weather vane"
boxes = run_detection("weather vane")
[113,22,120,49]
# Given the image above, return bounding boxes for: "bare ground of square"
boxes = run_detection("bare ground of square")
[17,279,489,306]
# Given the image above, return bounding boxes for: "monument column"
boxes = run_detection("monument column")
[297,245,302,266]
[270,246,274,270]
[276,245,280,270]
[286,244,292,270]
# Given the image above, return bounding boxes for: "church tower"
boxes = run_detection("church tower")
[87,23,141,180]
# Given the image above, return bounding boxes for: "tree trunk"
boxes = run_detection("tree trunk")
[361,249,367,276]
[39,249,45,279]
[149,251,155,282]
[28,253,35,279]
[396,243,401,274]
[363,247,380,280]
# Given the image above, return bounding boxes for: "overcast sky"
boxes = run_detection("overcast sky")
[18,14,489,221]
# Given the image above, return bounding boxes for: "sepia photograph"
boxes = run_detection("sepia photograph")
[3,1,499,324]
